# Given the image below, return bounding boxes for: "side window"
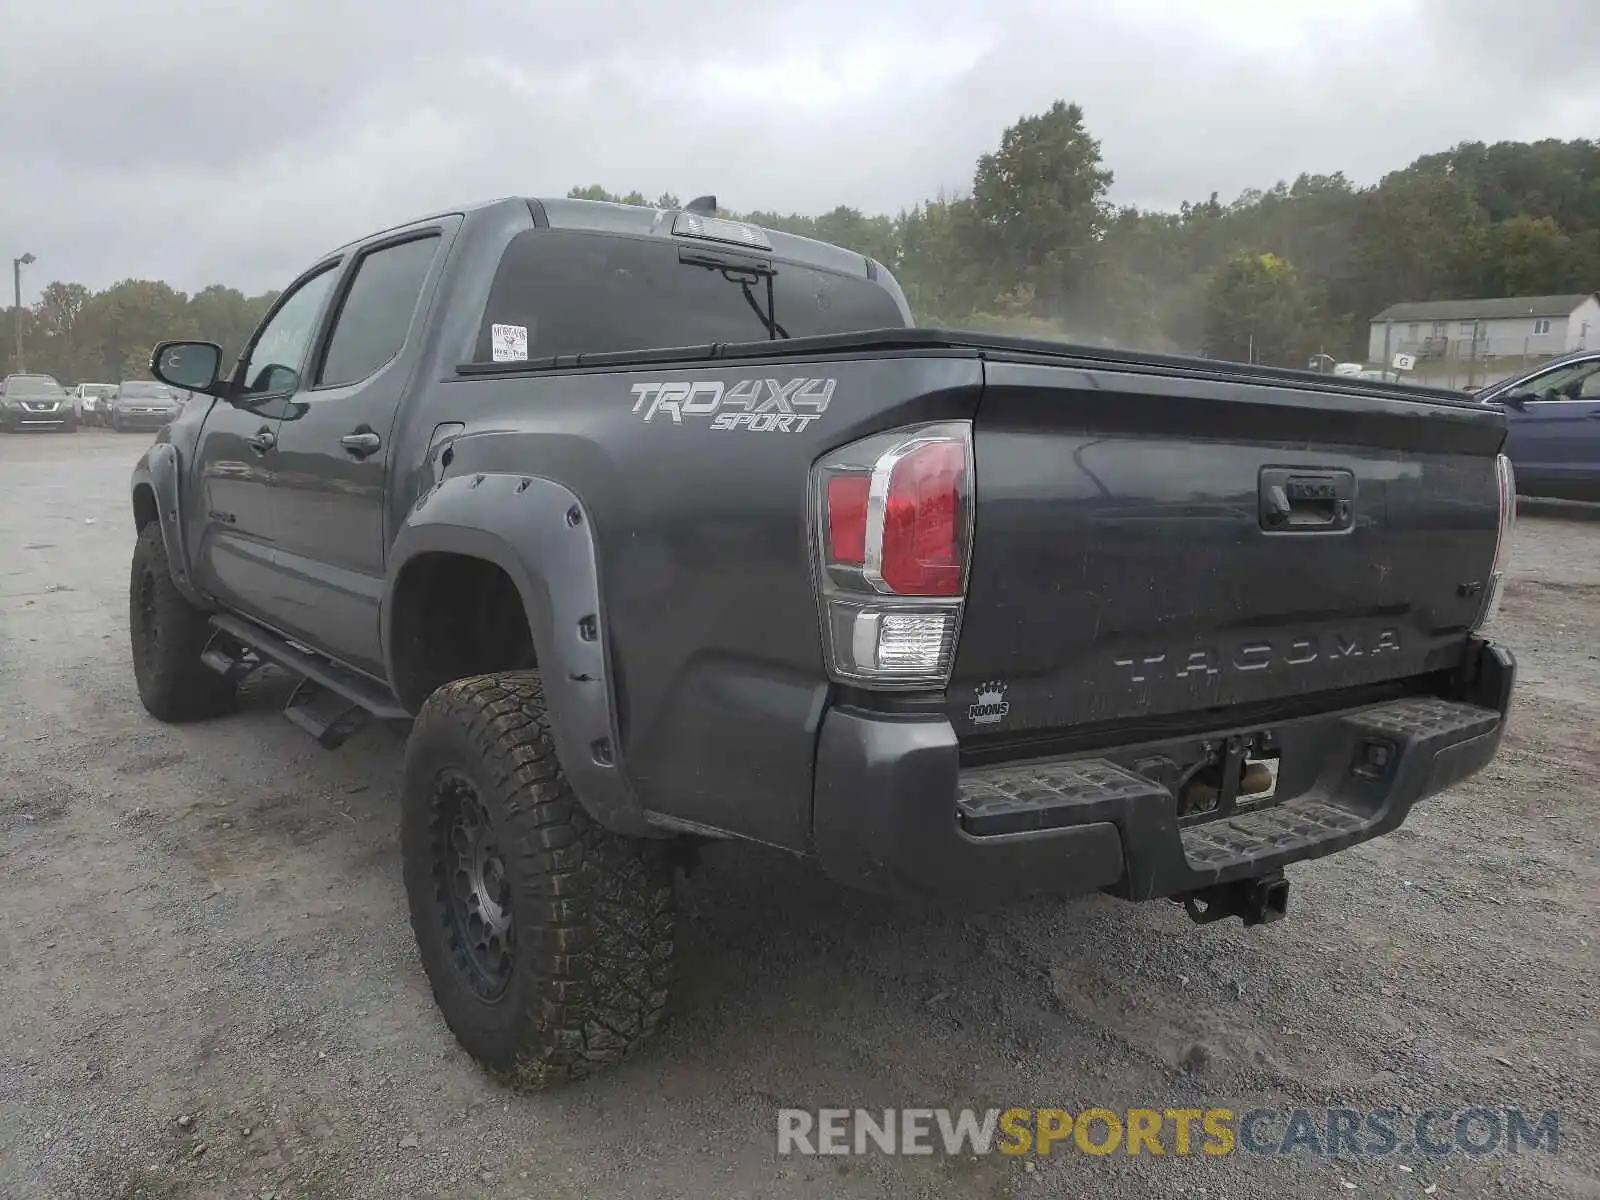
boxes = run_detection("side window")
[240,267,339,396]
[1523,361,1599,400]
[316,236,440,388]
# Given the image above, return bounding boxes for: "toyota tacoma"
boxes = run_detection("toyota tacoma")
[128,195,1517,1089]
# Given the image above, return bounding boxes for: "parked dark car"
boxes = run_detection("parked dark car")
[1474,349,1600,501]
[106,381,184,432]
[129,195,1517,1090]
[0,373,78,432]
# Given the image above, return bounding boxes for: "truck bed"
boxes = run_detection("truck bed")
[447,325,1505,852]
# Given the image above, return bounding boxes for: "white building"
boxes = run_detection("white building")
[1367,293,1599,366]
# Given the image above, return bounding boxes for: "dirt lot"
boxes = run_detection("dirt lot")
[1,430,1596,1200]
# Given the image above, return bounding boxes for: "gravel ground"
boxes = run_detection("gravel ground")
[1,430,1596,1200]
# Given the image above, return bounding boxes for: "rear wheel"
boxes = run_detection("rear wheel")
[402,671,675,1090]
[129,522,236,721]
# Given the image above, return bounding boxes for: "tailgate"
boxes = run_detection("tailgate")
[948,359,1507,737]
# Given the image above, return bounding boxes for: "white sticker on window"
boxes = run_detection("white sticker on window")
[490,323,528,362]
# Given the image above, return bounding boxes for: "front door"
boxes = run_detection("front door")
[189,264,341,621]
[261,230,446,676]
[1499,356,1600,500]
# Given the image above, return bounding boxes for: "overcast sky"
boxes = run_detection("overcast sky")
[2,0,1597,302]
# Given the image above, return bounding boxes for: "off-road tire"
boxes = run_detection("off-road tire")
[401,671,674,1091]
[128,521,236,721]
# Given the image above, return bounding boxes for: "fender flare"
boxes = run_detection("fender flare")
[133,443,210,610]
[383,472,651,837]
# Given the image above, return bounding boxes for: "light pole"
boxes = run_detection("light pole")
[13,252,36,373]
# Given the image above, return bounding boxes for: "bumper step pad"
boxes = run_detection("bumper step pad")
[1183,697,1502,871]
[954,694,1503,895]
[958,759,1166,837]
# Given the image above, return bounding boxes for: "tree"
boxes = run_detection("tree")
[188,284,274,363]
[29,282,94,379]
[1482,215,1576,296]
[893,195,986,323]
[121,345,154,381]
[969,101,1114,317]
[1202,252,1319,366]
[81,280,196,382]
[566,185,679,209]
[1347,168,1488,317]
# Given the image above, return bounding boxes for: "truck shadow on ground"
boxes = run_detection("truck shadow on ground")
[160,665,1253,1095]
[148,660,1558,1136]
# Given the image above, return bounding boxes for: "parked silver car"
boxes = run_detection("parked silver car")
[76,382,118,426]
[105,381,184,433]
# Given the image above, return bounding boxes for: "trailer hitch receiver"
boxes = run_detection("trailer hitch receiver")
[1181,873,1289,928]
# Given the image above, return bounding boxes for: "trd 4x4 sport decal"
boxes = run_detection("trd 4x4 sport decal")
[630,378,836,433]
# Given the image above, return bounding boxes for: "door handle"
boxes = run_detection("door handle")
[245,428,276,454]
[1259,468,1355,532]
[340,430,382,458]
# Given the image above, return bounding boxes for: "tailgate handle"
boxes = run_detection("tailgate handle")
[1260,468,1354,532]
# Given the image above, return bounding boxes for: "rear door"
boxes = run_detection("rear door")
[256,222,451,675]
[948,358,1507,738]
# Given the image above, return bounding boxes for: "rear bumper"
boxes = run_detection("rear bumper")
[811,638,1514,904]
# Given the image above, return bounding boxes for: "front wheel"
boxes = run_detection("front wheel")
[401,671,675,1091]
[129,522,237,721]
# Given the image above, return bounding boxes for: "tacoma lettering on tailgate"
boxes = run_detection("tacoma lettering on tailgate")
[1114,628,1402,684]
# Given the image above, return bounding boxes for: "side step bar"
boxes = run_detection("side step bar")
[204,613,410,748]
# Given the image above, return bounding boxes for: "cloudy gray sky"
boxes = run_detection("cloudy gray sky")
[2,0,1597,301]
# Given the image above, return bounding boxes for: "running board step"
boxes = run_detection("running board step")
[200,631,262,686]
[283,678,371,749]
[208,613,411,738]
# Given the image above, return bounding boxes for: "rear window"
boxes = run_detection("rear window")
[472,229,907,363]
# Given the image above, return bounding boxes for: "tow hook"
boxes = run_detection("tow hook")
[1181,873,1289,927]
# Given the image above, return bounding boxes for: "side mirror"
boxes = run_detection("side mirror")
[150,340,224,394]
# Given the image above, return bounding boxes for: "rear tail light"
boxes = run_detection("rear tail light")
[811,421,973,688]
[1472,452,1516,630]
[826,475,871,565]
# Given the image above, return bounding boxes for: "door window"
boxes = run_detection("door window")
[1518,359,1600,401]
[316,236,440,388]
[240,267,339,396]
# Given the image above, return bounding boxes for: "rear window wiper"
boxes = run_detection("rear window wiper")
[678,248,789,341]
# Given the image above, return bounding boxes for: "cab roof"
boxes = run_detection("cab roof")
[329,195,879,280]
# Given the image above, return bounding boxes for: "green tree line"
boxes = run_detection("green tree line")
[6,100,1596,380]
[3,279,279,385]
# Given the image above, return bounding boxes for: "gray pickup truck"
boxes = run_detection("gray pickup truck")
[130,195,1517,1089]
